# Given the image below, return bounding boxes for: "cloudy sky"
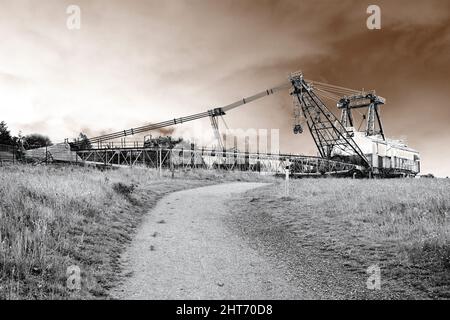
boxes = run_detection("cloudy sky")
[0,0,449,176]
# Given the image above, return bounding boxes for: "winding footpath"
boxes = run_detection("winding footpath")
[111,182,311,299]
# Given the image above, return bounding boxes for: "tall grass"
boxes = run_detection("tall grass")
[0,165,155,298]
[282,178,450,270]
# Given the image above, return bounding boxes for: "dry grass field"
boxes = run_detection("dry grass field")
[2,164,448,299]
[0,164,273,299]
[227,178,450,299]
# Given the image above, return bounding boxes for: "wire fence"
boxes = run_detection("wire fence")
[0,144,17,165]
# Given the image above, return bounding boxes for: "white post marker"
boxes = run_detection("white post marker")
[285,166,290,197]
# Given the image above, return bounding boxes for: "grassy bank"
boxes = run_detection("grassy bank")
[227,178,450,299]
[0,164,274,299]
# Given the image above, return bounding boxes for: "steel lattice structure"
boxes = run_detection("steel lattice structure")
[289,73,370,168]
[75,147,357,176]
[27,70,419,177]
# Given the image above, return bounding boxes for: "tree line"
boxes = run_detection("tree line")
[0,120,91,151]
[0,120,52,150]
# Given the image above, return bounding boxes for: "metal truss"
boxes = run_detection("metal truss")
[75,147,357,176]
[289,73,370,168]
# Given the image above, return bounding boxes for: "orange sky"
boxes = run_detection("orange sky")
[0,0,449,176]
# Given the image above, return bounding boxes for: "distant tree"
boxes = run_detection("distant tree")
[144,135,183,149]
[10,131,24,147]
[0,121,13,145]
[75,132,92,150]
[23,133,52,149]
[10,132,26,160]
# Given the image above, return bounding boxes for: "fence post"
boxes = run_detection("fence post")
[285,166,290,197]
[170,149,174,179]
[159,148,162,177]
[190,143,195,168]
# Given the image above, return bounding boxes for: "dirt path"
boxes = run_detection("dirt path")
[111,182,311,300]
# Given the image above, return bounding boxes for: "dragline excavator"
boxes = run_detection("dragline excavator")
[70,71,420,177]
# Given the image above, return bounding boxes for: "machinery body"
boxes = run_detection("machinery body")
[63,71,420,178]
[288,72,419,177]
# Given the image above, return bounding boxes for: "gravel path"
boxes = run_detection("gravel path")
[111,182,311,300]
